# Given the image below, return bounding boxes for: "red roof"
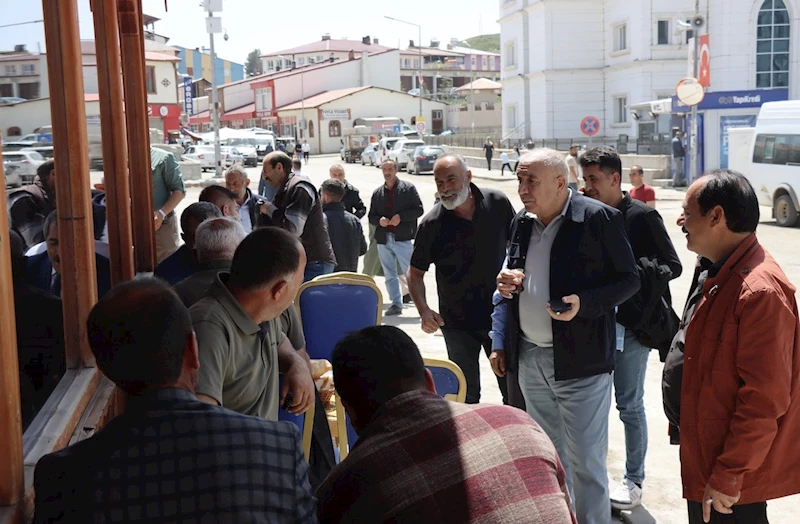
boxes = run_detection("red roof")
[276,86,372,111]
[260,39,390,58]
[221,103,255,120]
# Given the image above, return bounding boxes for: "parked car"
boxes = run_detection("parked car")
[2,141,43,152]
[2,150,46,184]
[407,145,445,175]
[3,163,22,188]
[377,136,402,167]
[22,145,55,159]
[361,143,378,166]
[183,145,244,171]
[0,97,27,105]
[225,138,259,166]
[388,138,425,169]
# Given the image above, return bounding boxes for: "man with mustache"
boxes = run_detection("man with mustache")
[408,154,515,405]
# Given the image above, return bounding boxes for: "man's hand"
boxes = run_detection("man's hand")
[547,295,581,321]
[259,201,272,215]
[497,269,525,299]
[153,211,163,231]
[489,351,506,377]
[280,358,315,415]
[389,214,401,226]
[420,308,445,334]
[379,217,390,228]
[702,484,740,522]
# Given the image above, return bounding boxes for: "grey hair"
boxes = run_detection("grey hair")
[224,163,248,181]
[435,153,469,175]
[194,217,247,263]
[518,148,569,180]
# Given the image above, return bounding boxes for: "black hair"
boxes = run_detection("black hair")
[696,169,760,233]
[199,184,238,207]
[180,201,222,235]
[43,210,58,239]
[37,159,55,180]
[228,227,301,291]
[86,277,192,394]
[267,151,293,175]
[292,159,302,170]
[332,326,427,416]
[579,146,622,176]
[320,178,346,201]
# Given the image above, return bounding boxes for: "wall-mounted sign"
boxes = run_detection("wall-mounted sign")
[321,109,350,120]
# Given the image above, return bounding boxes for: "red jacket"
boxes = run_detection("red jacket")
[680,234,800,503]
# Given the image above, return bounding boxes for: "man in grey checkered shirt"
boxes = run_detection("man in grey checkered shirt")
[33,277,317,523]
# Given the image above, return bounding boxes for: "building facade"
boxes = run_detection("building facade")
[174,45,244,92]
[499,0,799,150]
[0,47,49,101]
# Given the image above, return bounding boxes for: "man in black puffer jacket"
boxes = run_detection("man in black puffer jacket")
[321,179,367,273]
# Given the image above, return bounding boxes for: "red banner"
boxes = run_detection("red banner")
[699,35,711,88]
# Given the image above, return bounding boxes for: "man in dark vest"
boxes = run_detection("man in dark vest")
[7,160,57,249]
[260,151,336,282]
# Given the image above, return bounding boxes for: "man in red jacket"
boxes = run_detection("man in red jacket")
[663,169,800,523]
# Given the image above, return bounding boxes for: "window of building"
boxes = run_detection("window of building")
[403,58,410,68]
[506,104,517,129]
[505,41,516,67]
[255,87,272,112]
[266,60,274,71]
[308,120,315,138]
[18,82,39,99]
[298,57,305,66]
[657,20,670,45]
[5,65,17,75]
[317,55,324,63]
[21,64,35,75]
[146,66,157,94]
[329,120,342,137]
[614,96,628,124]
[432,110,443,119]
[613,24,628,52]
[471,56,476,68]
[482,55,488,69]
[756,0,790,88]
[309,57,316,64]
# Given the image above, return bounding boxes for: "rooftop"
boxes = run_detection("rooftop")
[276,86,373,110]
[455,78,502,92]
[261,37,391,58]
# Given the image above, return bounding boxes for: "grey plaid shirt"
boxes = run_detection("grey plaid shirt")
[34,388,317,523]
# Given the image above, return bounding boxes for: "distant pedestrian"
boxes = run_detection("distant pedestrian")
[483,138,494,170]
[500,150,514,176]
[302,140,310,164]
[294,141,303,161]
[369,159,423,316]
[513,146,521,171]
[321,179,367,273]
[329,164,367,218]
[628,165,656,208]
[292,158,303,176]
[565,145,581,191]
[672,130,686,187]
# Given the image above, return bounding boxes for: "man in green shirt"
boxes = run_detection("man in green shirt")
[189,227,315,420]
[151,147,186,263]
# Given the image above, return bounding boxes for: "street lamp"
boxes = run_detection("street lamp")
[385,15,423,120]
[277,55,305,142]
[460,40,476,132]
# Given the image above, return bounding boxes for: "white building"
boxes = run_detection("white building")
[0,47,49,100]
[499,0,798,166]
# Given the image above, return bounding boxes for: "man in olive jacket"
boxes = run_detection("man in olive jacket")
[368,159,423,316]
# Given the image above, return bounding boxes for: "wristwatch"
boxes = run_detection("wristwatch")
[157,209,167,220]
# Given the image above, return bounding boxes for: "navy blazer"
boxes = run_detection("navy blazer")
[154,244,196,285]
[24,251,112,298]
[504,192,640,380]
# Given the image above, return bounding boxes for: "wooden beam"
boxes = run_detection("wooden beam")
[91,0,135,285]
[42,0,97,368]
[119,0,155,272]
[0,141,24,506]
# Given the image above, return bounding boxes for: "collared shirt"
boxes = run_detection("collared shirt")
[518,190,572,347]
[316,390,576,524]
[150,147,185,211]
[238,199,252,233]
[33,388,317,523]
[190,273,285,421]
[411,184,515,329]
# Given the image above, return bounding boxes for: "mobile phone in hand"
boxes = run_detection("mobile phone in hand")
[550,299,572,313]
[282,392,293,411]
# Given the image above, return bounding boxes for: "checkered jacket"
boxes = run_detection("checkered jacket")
[33,388,317,523]
[316,390,576,523]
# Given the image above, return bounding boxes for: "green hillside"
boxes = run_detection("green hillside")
[459,34,500,53]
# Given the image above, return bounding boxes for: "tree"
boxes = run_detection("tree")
[245,49,263,77]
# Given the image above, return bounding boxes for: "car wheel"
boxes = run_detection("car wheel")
[775,194,799,227]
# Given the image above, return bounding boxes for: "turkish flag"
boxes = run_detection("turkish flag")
[699,34,711,87]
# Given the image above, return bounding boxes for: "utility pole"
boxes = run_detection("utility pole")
[689,0,700,184]
[385,16,423,120]
[206,3,222,178]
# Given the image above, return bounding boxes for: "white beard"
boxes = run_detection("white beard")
[440,184,470,210]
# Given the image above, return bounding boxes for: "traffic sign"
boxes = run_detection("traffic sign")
[580,116,600,137]
[392,124,401,133]
[416,121,426,133]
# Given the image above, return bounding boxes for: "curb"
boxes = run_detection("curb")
[185,178,226,189]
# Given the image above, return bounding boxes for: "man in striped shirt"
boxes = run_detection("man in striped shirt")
[316,326,576,524]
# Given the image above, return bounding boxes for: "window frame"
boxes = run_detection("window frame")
[755,0,791,89]
[145,65,157,94]
[656,19,671,45]
[613,23,628,52]
[613,95,629,124]
[506,104,517,129]
[504,40,516,68]
[328,120,342,137]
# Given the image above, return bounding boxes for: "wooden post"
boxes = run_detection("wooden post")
[42,0,98,369]
[91,0,134,285]
[0,141,24,505]
[119,0,155,273]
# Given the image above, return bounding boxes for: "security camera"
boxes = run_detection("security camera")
[223,31,229,41]
[691,14,705,30]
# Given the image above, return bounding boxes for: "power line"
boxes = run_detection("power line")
[0,20,44,30]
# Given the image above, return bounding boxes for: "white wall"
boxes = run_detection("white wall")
[0,99,100,138]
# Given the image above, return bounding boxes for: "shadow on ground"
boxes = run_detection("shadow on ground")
[613,506,657,523]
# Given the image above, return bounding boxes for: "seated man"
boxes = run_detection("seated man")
[24,210,112,298]
[316,325,576,523]
[9,229,65,430]
[154,202,222,285]
[33,277,317,523]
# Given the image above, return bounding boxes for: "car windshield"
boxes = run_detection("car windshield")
[27,151,44,161]
[3,154,25,162]
[424,147,444,155]
[254,138,270,146]
[228,138,255,146]
[404,142,423,150]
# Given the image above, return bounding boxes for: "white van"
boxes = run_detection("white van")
[377,136,403,166]
[728,100,800,227]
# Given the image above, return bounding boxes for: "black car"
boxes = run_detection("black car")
[406,146,445,175]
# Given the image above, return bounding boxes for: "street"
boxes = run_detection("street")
[81,155,800,522]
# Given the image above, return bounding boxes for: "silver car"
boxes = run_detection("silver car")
[225,138,259,166]
[3,150,45,184]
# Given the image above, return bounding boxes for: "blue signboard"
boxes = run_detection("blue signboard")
[392,124,401,133]
[671,88,788,113]
[182,75,194,116]
[719,115,757,169]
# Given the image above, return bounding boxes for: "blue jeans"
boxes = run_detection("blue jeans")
[376,234,413,307]
[613,328,650,486]
[304,261,334,283]
[518,339,612,524]
[672,157,686,187]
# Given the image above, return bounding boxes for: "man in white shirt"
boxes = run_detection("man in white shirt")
[565,145,582,191]
[302,140,311,164]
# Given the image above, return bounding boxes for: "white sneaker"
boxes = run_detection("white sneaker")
[610,479,643,510]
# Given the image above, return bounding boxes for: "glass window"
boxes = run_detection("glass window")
[788,136,800,164]
[657,20,670,45]
[146,66,157,94]
[614,24,627,51]
[756,0,790,88]
[614,96,628,123]
[328,120,341,137]
[505,41,516,67]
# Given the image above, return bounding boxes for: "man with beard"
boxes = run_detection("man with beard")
[224,164,267,233]
[408,154,515,404]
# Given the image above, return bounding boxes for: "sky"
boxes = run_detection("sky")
[0,0,500,64]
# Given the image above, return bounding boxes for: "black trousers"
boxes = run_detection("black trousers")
[687,501,768,524]
[441,328,508,404]
[501,162,514,175]
[485,155,493,170]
